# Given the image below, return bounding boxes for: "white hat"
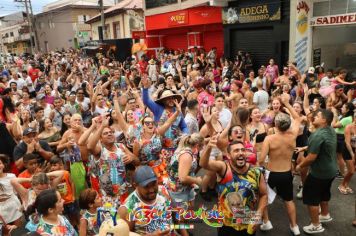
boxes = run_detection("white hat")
[308,67,315,74]
[99,219,140,236]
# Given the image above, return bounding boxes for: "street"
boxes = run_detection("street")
[192,175,356,236]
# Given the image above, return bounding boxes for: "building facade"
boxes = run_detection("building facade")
[86,0,144,40]
[0,12,31,55]
[223,0,290,71]
[35,0,113,52]
[289,0,356,73]
[144,0,228,57]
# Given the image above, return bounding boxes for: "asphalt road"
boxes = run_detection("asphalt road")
[191,175,356,236]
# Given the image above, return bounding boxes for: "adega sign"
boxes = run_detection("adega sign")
[311,13,356,26]
[168,10,188,26]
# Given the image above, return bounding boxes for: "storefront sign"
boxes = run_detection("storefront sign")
[168,10,188,26]
[222,1,280,24]
[311,13,356,26]
[294,0,312,73]
[313,48,321,67]
[132,31,146,39]
[146,6,221,31]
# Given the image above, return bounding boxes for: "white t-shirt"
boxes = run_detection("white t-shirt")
[23,76,35,92]
[9,78,26,90]
[253,90,269,112]
[253,76,268,91]
[76,97,90,112]
[219,108,232,129]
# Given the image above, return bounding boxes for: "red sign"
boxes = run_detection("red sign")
[168,10,188,26]
[311,13,356,26]
[146,6,222,31]
[132,31,146,39]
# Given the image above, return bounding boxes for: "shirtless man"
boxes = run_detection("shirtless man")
[274,66,290,87]
[57,113,89,162]
[226,80,243,110]
[258,94,301,236]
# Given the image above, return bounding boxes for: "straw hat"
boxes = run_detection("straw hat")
[149,59,156,65]
[155,89,182,105]
[99,219,140,236]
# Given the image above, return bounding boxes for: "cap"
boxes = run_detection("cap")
[23,127,37,136]
[134,166,157,187]
[308,67,315,74]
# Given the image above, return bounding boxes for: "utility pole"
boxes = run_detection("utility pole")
[16,0,34,54]
[99,0,105,41]
[28,0,40,52]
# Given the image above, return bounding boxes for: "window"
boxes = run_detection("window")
[104,24,111,39]
[313,1,330,17]
[330,0,347,15]
[78,15,90,23]
[113,22,121,39]
[10,32,14,37]
[348,0,356,13]
[145,0,178,9]
[48,20,55,29]
[313,0,356,16]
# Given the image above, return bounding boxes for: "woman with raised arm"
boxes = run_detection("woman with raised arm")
[133,99,182,184]
[167,133,204,236]
[247,107,267,160]
[198,105,225,201]
[113,93,142,148]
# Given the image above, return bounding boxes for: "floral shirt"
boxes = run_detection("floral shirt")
[80,210,98,236]
[97,143,128,206]
[124,185,172,234]
[168,148,197,193]
[158,110,183,150]
[36,215,77,236]
[137,134,162,164]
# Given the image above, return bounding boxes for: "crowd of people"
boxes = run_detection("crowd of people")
[0,46,355,236]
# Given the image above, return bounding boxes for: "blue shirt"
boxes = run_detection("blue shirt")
[142,88,188,134]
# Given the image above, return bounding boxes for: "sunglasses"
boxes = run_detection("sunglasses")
[144,121,154,126]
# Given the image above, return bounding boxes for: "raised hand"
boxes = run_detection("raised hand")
[174,99,183,113]
[141,74,149,88]
[201,106,212,123]
[280,93,289,105]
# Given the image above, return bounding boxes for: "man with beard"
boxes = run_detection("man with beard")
[118,166,172,236]
[296,109,337,234]
[87,116,139,207]
[258,94,302,235]
[200,137,267,236]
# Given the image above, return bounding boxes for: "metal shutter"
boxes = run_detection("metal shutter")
[230,28,274,69]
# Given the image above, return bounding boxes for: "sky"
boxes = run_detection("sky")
[0,0,55,16]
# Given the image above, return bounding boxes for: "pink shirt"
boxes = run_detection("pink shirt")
[266,64,279,83]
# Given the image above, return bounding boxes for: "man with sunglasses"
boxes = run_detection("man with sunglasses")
[200,137,267,236]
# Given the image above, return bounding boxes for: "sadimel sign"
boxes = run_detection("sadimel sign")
[311,13,356,26]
